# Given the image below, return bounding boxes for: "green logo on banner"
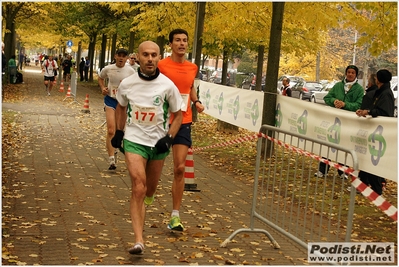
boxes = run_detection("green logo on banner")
[233,95,239,120]
[368,125,386,165]
[327,117,341,144]
[297,110,308,134]
[205,89,211,109]
[251,99,259,126]
[218,92,224,115]
[275,103,283,127]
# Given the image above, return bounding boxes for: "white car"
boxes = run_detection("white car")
[311,82,335,105]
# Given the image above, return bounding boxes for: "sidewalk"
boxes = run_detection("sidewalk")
[2,66,309,265]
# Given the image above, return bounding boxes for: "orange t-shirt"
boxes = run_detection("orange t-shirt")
[158,57,198,124]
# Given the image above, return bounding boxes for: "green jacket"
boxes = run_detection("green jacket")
[323,80,364,112]
[8,58,16,67]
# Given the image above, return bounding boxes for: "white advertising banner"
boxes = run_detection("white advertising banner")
[198,81,264,132]
[198,81,398,182]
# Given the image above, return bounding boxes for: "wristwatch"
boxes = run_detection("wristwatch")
[194,100,202,105]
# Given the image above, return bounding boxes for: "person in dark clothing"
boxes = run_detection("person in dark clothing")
[84,56,90,82]
[2,42,6,75]
[62,55,72,82]
[355,69,394,195]
[281,77,292,97]
[360,73,378,110]
[79,57,85,82]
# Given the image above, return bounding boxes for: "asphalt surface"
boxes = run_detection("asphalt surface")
[2,65,310,265]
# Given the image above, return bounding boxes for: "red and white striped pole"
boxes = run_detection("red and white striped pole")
[184,148,200,192]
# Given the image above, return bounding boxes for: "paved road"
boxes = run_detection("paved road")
[2,66,309,265]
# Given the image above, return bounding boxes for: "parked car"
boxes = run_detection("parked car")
[199,69,209,81]
[277,75,304,93]
[210,70,230,85]
[311,82,335,104]
[291,81,323,100]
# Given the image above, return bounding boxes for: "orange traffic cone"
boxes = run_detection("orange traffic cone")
[184,148,200,192]
[81,94,90,113]
[65,85,71,97]
[59,81,64,92]
[63,85,72,101]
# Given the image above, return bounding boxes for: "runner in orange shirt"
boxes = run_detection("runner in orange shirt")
[158,29,205,231]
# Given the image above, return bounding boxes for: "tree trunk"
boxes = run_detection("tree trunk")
[111,34,117,57]
[263,2,284,126]
[100,34,107,70]
[128,31,135,54]
[157,35,165,58]
[222,49,229,85]
[88,34,97,82]
[263,2,285,156]
[256,45,265,91]
[192,2,206,123]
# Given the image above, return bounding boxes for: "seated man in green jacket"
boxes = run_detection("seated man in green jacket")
[315,65,364,179]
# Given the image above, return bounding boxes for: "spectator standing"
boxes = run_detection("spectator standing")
[2,42,6,75]
[62,55,72,82]
[111,40,183,255]
[360,73,378,110]
[355,69,394,195]
[41,55,58,96]
[84,56,90,82]
[98,48,135,170]
[8,55,17,84]
[19,52,24,70]
[315,65,364,179]
[281,77,292,96]
[79,57,85,82]
[158,29,205,231]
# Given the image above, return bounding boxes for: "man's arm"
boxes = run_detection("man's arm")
[115,103,127,131]
[189,83,204,113]
[98,76,108,96]
[168,110,183,138]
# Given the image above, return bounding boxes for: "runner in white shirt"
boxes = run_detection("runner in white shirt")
[98,48,135,170]
[111,41,183,255]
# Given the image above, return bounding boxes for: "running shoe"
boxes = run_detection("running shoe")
[108,158,116,170]
[128,242,144,255]
[144,195,154,205]
[108,164,116,170]
[314,171,325,178]
[167,216,184,231]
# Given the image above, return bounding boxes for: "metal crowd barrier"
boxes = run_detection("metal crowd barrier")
[221,124,358,252]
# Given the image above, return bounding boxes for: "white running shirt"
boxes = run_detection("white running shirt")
[99,64,135,99]
[116,72,183,147]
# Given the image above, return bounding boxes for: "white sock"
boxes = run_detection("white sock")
[109,156,115,164]
[171,210,179,218]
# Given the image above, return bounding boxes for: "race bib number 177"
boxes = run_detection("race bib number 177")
[129,105,157,126]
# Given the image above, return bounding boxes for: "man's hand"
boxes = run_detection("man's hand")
[195,101,205,113]
[155,134,173,154]
[101,87,109,96]
[334,99,345,109]
[111,130,124,148]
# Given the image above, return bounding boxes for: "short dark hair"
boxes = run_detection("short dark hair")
[169,29,189,43]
